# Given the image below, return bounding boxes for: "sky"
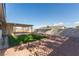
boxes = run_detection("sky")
[6,3,79,29]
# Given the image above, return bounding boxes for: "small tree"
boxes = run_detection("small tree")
[75,25,79,30]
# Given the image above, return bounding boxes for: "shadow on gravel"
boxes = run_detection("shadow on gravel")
[48,37,79,56]
[0,48,7,56]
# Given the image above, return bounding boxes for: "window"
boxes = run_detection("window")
[13,26,23,32]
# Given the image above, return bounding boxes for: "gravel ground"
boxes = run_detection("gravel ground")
[0,38,54,56]
[0,36,79,56]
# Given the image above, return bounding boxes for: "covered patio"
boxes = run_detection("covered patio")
[6,23,33,35]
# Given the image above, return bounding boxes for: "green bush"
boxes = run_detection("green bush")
[8,35,19,46]
[8,34,46,47]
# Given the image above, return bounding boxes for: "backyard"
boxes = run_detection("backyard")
[1,3,79,56]
[0,34,79,56]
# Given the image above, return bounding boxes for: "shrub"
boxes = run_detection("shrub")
[8,34,46,47]
[8,35,19,46]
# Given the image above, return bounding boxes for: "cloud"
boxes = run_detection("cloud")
[34,24,48,29]
[53,22,64,26]
[74,21,79,26]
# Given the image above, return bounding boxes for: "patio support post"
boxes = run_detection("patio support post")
[31,26,32,32]
[23,26,26,32]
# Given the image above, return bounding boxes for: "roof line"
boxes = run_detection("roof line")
[7,22,33,26]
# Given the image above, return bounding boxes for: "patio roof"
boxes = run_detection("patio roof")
[7,23,33,27]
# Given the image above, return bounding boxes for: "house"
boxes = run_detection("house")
[34,26,51,34]
[34,25,66,35]
[0,3,33,49]
[45,25,66,35]
[0,3,6,34]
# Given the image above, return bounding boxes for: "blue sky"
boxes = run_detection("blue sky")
[6,3,79,28]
